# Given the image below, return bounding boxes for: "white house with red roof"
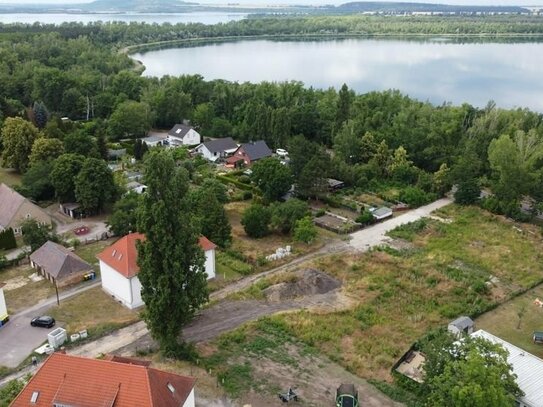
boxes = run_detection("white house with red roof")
[11,353,196,407]
[97,233,216,309]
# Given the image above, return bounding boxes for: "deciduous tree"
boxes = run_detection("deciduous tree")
[50,153,84,203]
[29,137,64,165]
[75,158,116,213]
[1,117,40,172]
[251,158,292,202]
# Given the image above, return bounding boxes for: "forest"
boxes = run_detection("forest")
[0,15,543,220]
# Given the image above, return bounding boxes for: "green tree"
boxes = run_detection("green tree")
[297,154,329,198]
[96,132,108,160]
[293,216,317,243]
[336,83,353,129]
[1,117,40,172]
[187,187,232,248]
[433,163,452,195]
[452,142,482,206]
[29,137,64,165]
[0,377,27,407]
[0,228,17,250]
[137,150,208,356]
[425,336,522,407]
[75,158,116,213]
[108,101,152,139]
[63,131,98,157]
[201,178,229,204]
[271,199,309,234]
[241,204,272,238]
[251,158,292,202]
[20,161,55,201]
[455,179,481,205]
[106,192,140,236]
[50,153,84,202]
[21,218,57,252]
[32,101,50,129]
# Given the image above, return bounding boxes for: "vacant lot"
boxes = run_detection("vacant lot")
[248,205,543,381]
[49,287,140,335]
[476,285,543,357]
[1,264,55,313]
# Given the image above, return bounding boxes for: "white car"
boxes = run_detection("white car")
[276,148,288,157]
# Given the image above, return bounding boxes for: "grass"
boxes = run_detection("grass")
[476,285,543,357]
[48,287,140,334]
[0,168,21,187]
[255,205,543,381]
[1,264,55,314]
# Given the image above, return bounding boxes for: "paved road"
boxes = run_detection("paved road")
[349,198,452,250]
[0,280,101,368]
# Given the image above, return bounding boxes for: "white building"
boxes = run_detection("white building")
[168,124,201,147]
[0,283,8,327]
[448,316,474,337]
[97,233,216,309]
[471,330,543,407]
[194,137,238,162]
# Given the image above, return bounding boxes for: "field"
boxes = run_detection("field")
[1,264,55,314]
[476,285,543,357]
[204,205,543,388]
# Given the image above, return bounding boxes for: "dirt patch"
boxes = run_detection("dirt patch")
[3,276,29,291]
[263,269,341,302]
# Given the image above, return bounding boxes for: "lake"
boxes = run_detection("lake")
[0,12,247,25]
[132,38,543,111]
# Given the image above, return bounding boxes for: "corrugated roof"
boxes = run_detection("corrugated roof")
[29,241,92,280]
[449,316,474,329]
[97,233,216,279]
[10,353,195,407]
[471,330,543,407]
[0,183,27,228]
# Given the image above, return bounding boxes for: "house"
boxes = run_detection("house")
[141,133,168,147]
[29,241,93,288]
[0,183,52,236]
[371,207,393,221]
[168,124,201,147]
[471,330,543,407]
[0,283,8,327]
[194,137,238,162]
[226,140,272,167]
[97,233,216,309]
[10,353,196,407]
[448,316,474,337]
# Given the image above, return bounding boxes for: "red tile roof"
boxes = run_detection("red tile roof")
[10,353,195,407]
[97,233,216,279]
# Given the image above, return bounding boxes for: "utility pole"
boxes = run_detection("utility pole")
[54,279,60,306]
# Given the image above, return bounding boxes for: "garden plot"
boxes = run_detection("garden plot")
[314,213,360,234]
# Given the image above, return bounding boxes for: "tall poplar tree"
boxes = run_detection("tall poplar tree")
[137,150,208,356]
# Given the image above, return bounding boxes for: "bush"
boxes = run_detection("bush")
[242,191,253,200]
[399,187,436,208]
[241,204,272,238]
[293,216,317,243]
[315,209,326,217]
[0,228,16,250]
[238,175,251,184]
[356,209,374,226]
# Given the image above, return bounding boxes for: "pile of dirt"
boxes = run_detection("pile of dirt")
[263,269,341,301]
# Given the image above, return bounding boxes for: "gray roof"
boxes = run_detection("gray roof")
[141,134,167,144]
[449,316,474,329]
[372,207,393,218]
[241,141,272,161]
[201,137,238,154]
[168,124,193,139]
[30,241,92,280]
[0,183,25,228]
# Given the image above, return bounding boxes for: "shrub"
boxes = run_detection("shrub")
[293,216,317,243]
[356,209,374,226]
[238,175,251,184]
[242,191,253,200]
[399,187,436,208]
[0,228,16,250]
[241,204,272,238]
[315,209,326,217]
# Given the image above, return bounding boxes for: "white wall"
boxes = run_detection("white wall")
[196,145,217,162]
[204,249,216,280]
[99,261,143,309]
[0,287,7,319]
[182,388,195,407]
[183,129,200,146]
[130,276,144,309]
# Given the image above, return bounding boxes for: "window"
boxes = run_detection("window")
[30,391,39,403]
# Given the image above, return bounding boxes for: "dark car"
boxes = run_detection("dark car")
[30,316,55,328]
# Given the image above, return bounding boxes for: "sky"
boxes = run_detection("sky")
[1,0,542,5]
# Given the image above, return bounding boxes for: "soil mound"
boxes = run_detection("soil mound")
[263,269,341,301]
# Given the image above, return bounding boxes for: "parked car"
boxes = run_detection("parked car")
[30,316,55,328]
[276,148,288,157]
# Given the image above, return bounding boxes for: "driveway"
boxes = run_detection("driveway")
[0,280,100,368]
[56,220,110,242]
[349,198,452,250]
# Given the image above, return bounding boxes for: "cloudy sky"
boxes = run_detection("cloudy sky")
[1,0,542,5]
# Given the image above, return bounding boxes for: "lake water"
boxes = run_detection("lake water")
[133,38,543,111]
[0,12,247,25]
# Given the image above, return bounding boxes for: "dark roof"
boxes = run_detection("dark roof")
[449,316,474,329]
[201,137,238,154]
[241,141,272,161]
[168,124,193,139]
[337,383,357,397]
[29,241,92,280]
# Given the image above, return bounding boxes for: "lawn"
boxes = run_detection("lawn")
[1,264,55,314]
[49,286,140,334]
[0,168,21,187]
[220,205,543,382]
[476,285,543,358]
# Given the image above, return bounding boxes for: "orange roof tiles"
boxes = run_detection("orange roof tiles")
[97,233,216,279]
[10,353,195,407]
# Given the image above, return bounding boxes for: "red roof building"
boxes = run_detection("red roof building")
[97,233,216,309]
[10,353,196,407]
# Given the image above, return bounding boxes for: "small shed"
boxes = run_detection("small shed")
[448,316,474,337]
[59,203,83,219]
[372,207,393,220]
[0,283,8,327]
[327,178,345,191]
